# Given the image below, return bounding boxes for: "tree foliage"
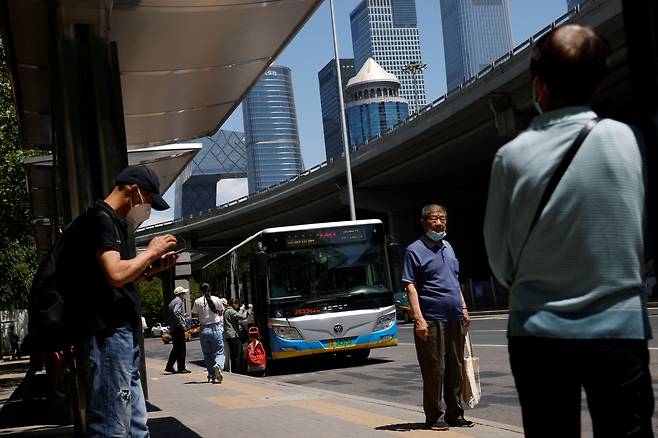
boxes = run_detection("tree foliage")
[140,278,165,327]
[0,38,39,310]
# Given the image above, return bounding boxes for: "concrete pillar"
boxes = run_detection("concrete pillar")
[48,2,129,432]
[622,0,658,265]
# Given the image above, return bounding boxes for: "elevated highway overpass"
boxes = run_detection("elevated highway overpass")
[137,0,640,280]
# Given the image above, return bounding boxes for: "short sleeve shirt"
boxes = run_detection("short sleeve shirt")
[70,200,139,334]
[192,296,224,326]
[402,237,463,321]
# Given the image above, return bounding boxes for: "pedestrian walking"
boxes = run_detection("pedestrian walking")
[402,204,473,431]
[165,286,191,374]
[84,164,178,437]
[483,24,653,437]
[191,283,226,383]
[224,298,248,374]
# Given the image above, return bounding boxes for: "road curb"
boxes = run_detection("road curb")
[231,369,525,434]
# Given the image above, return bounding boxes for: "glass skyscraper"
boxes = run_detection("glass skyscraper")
[440,0,513,91]
[350,0,427,112]
[243,65,304,194]
[318,59,356,162]
[346,58,409,148]
[174,129,247,219]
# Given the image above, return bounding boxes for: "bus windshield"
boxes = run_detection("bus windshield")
[267,240,390,301]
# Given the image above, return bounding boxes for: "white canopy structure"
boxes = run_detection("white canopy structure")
[5,0,322,150]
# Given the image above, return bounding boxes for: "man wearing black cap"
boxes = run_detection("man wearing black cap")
[84,164,178,437]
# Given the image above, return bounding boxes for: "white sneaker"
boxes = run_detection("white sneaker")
[213,364,223,383]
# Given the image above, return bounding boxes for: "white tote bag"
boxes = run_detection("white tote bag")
[462,331,481,408]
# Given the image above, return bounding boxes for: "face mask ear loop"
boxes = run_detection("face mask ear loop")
[532,76,544,115]
[137,187,145,205]
[129,190,134,209]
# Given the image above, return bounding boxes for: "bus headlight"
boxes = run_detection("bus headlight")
[272,325,303,340]
[374,312,396,331]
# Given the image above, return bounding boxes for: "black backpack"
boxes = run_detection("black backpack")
[27,209,98,351]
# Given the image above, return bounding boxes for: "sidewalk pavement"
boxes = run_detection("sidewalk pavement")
[0,355,522,437]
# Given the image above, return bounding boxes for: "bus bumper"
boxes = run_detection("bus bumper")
[270,323,398,360]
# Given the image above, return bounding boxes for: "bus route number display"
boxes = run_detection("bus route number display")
[285,227,366,248]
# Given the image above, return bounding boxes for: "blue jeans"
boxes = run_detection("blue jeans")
[199,324,225,380]
[88,328,149,437]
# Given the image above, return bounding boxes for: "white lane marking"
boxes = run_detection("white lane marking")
[397,342,508,347]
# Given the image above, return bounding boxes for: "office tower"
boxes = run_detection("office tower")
[350,0,427,112]
[242,65,304,194]
[440,0,514,91]
[174,130,247,218]
[346,58,409,148]
[318,59,356,162]
[567,0,582,9]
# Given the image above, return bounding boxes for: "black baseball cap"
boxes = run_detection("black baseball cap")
[116,165,170,211]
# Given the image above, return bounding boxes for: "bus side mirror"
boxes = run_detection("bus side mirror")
[386,236,401,289]
[386,236,401,268]
[254,251,267,277]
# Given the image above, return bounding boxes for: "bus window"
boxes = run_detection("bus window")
[267,240,390,301]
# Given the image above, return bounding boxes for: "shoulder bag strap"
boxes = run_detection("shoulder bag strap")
[514,117,602,279]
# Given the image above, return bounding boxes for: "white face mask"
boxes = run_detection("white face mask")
[425,229,446,242]
[126,188,152,231]
[532,77,544,114]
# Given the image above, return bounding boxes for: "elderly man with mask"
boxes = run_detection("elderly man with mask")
[402,204,472,431]
[84,165,178,437]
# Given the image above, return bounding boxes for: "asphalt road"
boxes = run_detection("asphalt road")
[144,311,658,434]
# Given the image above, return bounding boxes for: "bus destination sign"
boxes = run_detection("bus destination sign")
[285,227,366,248]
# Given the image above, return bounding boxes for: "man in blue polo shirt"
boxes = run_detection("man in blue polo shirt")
[402,204,472,431]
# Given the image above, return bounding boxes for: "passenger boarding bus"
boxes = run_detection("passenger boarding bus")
[202,220,398,364]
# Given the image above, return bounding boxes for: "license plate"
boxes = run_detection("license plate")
[328,339,353,349]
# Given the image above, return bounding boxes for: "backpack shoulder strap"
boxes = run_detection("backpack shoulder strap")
[529,117,601,233]
[514,117,601,279]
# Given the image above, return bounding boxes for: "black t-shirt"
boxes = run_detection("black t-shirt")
[67,200,139,335]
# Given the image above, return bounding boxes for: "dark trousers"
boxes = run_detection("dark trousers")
[226,337,243,374]
[414,320,465,423]
[165,326,186,371]
[509,337,654,438]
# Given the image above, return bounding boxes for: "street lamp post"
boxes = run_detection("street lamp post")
[402,61,428,114]
[330,0,356,221]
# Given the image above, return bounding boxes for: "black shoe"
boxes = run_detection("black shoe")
[164,367,176,374]
[177,369,191,374]
[425,420,449,431]
[446,418,474,428]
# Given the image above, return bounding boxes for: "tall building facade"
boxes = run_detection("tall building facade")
[242,65,304,194]
[174,129,247,219]
[567,0,582,9]
[318,59,356,162]
[440,0,514,91]
[350,0,427,113]
[346,58,409,147]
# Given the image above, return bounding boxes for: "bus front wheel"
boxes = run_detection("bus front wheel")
[350,349,370,361]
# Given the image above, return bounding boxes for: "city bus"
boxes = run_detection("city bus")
[201,219,398,364]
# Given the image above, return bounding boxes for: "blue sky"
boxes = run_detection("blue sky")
[144,0,570,226]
